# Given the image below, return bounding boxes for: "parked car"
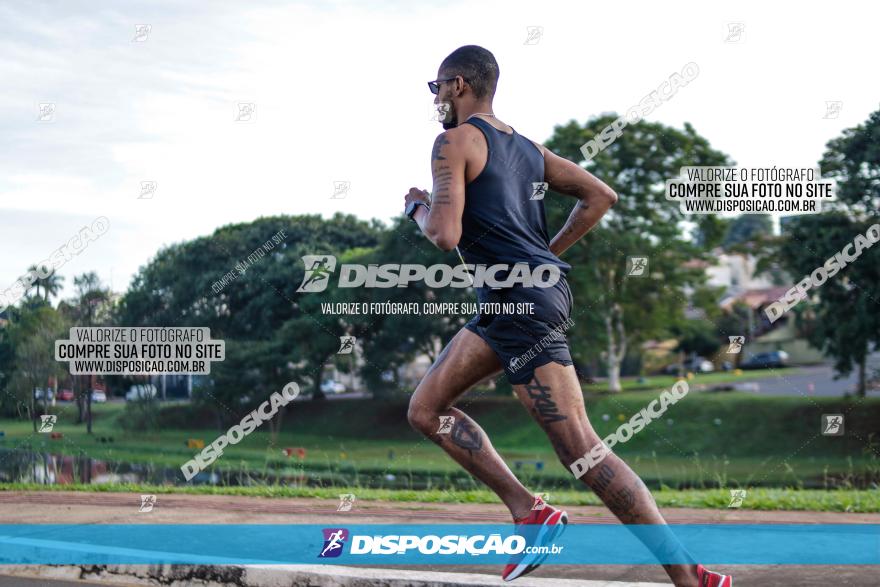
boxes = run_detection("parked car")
[320,380,346,394]
[34,388,54,401]
[687,357,715,373]
[661,357,715,375]
[741,350,789,370]
[90,390,107,403]
[57,389,75,402]
[125,384,157,401]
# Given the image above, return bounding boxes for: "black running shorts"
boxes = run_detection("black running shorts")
[464,276,574,385]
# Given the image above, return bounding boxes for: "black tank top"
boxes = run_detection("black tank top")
[458,116,570,279]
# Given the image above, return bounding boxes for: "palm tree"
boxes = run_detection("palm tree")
[41,270,64,302]
[25,264,64,302]
[63,272,112,432]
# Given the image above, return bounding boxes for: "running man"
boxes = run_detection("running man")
[403,46,732,586]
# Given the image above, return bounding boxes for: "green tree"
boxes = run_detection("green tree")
[347,219,474,394]
[59,272,114,432]
[776,107,880,396]
[6,305,69,431]
[116,214,381,421]
[26,264,64,302]
[723,214,773,250]
[543,116,733,390]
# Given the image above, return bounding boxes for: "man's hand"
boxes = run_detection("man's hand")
[403,187,430,211]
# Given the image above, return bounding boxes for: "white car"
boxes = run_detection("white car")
[34,388,54,401]
[90,390,107,403]
[125,384,157,401]
[320,380,346,394]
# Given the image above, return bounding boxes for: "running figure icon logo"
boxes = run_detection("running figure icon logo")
[235,102,256,123]
[132,24,151,42]
[138,181,157,200]
[337,494,355,512]
[432,102,451,122]
[823,101,843,119]
[727,489,747,508]
[318,528,349,558]
[331,181,351,199]
[297,255,337,292]
[437,416,455,434]
[524,26,543,45]
[626,256,649,277]
[727,336,745,354]
[37,103,56,122]
[530,182,548,200]
[337,336,356,355]
[139,494,156,512]
[38,415,57,433]
[821,414,844,436]
[725,22,745,43]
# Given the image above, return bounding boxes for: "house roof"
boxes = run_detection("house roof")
[722,286,790,310]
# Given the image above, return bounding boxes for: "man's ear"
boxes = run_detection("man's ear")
[454,75,466,96]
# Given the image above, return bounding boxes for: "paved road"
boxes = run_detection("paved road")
[733,364,880,397]
[1,491,876,586]
[0,577,113,587]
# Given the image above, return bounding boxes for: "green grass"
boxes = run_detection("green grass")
[581,369,799,393]
[2,385,878,490]
[2,482,877,513]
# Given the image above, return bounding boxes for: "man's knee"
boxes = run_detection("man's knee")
[407,393,435,434]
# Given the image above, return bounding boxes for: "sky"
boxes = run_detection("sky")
[1,0,878,301]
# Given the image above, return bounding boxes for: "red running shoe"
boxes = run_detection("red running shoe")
[697,564,733,587]
[501,496,568,582]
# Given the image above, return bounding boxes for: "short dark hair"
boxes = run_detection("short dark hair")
[440,45,499,100]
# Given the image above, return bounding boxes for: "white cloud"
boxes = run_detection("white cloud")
[1,0,878,299]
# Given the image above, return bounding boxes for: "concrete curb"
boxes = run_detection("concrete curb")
[0,565,670,587]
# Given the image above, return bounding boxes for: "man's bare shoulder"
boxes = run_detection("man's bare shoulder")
[432,124,483,158]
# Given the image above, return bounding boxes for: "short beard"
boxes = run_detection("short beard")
[441,103,458,129]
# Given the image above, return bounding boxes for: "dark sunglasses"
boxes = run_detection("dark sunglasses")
[428,76,466,95]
